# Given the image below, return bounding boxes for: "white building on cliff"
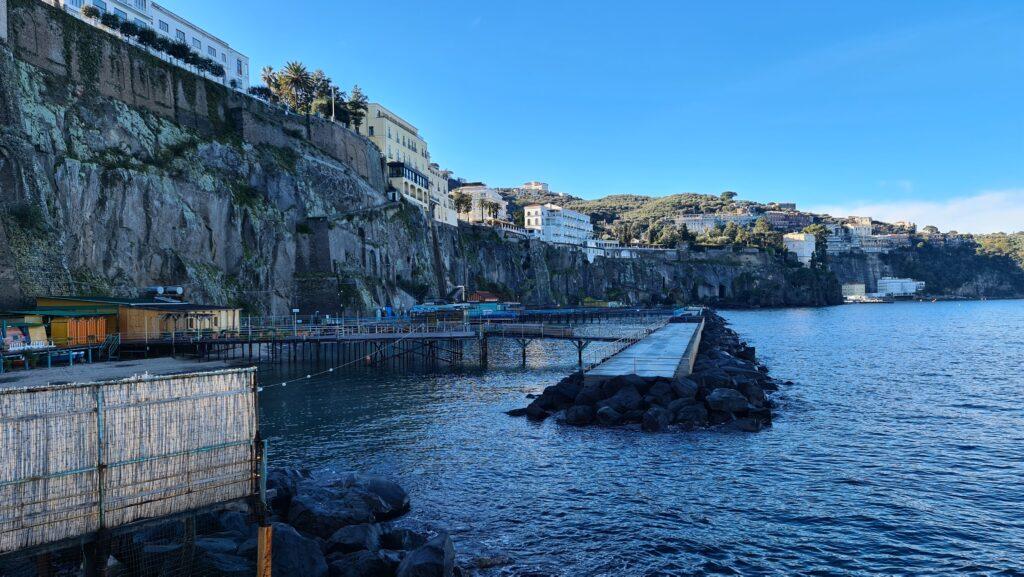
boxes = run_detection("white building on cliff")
[47,0,250,89]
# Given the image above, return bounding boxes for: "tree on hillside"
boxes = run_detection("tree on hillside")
[347,85,369,132]
[752,217,783,250]
[720,191,738,201]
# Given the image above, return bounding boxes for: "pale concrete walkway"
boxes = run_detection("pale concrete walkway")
[585,322,703,383]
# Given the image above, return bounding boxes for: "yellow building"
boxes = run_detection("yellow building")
[363,103,456,226]
[35,296,240,341]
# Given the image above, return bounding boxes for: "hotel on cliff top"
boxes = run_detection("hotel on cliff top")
[42,0,250,89]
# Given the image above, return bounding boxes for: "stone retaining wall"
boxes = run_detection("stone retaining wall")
[5,0,386,191]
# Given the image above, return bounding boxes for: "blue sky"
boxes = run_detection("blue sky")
[174,1,1023,232]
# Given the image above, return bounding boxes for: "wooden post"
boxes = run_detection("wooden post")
[257,525,273,577]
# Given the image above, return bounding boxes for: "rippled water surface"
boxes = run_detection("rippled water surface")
[259,301,1024,576]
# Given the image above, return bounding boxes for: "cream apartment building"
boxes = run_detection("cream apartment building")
[51,0,250,89]
[364,103,456,226]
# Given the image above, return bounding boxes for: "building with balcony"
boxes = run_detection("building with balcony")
[521,181,549,193]
[453,184,508,224]
[874,277,925,297]
[524,203,593,245]
[49,0,250,89]
[364,103,455,226]
[427,163,457,227]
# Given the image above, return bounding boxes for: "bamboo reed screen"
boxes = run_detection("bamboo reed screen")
[0,367,258,554]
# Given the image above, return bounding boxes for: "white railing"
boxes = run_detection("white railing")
[580,318,669,372]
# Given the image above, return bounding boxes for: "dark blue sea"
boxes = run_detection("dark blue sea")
[258,300,1024,576]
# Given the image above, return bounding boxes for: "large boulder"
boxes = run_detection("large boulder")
[706,388,749,414]
[594,406,622,426]
[396,534,456,577]
[327,523,383,554]
[524,398,550,421]
[670,378,699,402]
[328,550,392,577]
[272,522,328,577]
[288,486,377,538]
[597,385,643,414]
[738,381,766,407]
[599,374,647,399]
[573,381,604,406]
[644,380,675,407]
[672,403,708,428]
[693,369,732,389]
[641,407,671,432]
[331,475,411,521]
[195,551,252,577]
[380,527,429,551]
[564,405,594,426]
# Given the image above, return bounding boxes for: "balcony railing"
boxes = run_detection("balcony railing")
[387,162,431,190]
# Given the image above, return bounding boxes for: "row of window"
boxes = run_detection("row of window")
[71,0,247,78]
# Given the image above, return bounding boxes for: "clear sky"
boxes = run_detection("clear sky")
[173,1,1023,232]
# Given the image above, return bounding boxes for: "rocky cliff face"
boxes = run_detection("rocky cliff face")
[829,246,1024,298]
[0,1,841,313]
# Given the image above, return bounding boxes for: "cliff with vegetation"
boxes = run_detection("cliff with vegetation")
[0,0,840,313]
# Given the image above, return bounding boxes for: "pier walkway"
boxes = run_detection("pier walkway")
[584,319,704,384]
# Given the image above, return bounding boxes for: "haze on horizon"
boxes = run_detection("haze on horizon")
[173,0,1024,233]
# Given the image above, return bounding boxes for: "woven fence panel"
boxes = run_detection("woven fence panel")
[0,368,257,555]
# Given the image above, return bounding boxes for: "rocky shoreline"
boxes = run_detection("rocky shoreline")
[0,470,465,577]
[509,310,779,432]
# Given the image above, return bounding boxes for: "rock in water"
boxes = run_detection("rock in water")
[272,522,328,577]
[641,407,672,432]
[564,405,595,426]
[288,487,376,538]
[595,406,622,426]
[328,550,392,577]
[380,527,429,551]
[598,385,643,414]
[706,388,749,414]
[327,523,383,554]
[333,475,411,521]
[673,403,709,428]
[396,534,456,577]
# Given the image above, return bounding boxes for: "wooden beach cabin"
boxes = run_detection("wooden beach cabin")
[35,296,241,341]
[4,307,115,346]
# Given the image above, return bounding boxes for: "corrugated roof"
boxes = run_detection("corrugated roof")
[38,296,237,310]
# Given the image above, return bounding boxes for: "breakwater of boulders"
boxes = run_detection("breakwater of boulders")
[509,310,779,432]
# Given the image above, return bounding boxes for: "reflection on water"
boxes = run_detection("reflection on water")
[259,301,1024,576]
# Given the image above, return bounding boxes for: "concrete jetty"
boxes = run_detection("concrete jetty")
[584,320,704,384]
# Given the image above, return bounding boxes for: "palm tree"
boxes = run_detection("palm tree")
[278,61,313,113]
